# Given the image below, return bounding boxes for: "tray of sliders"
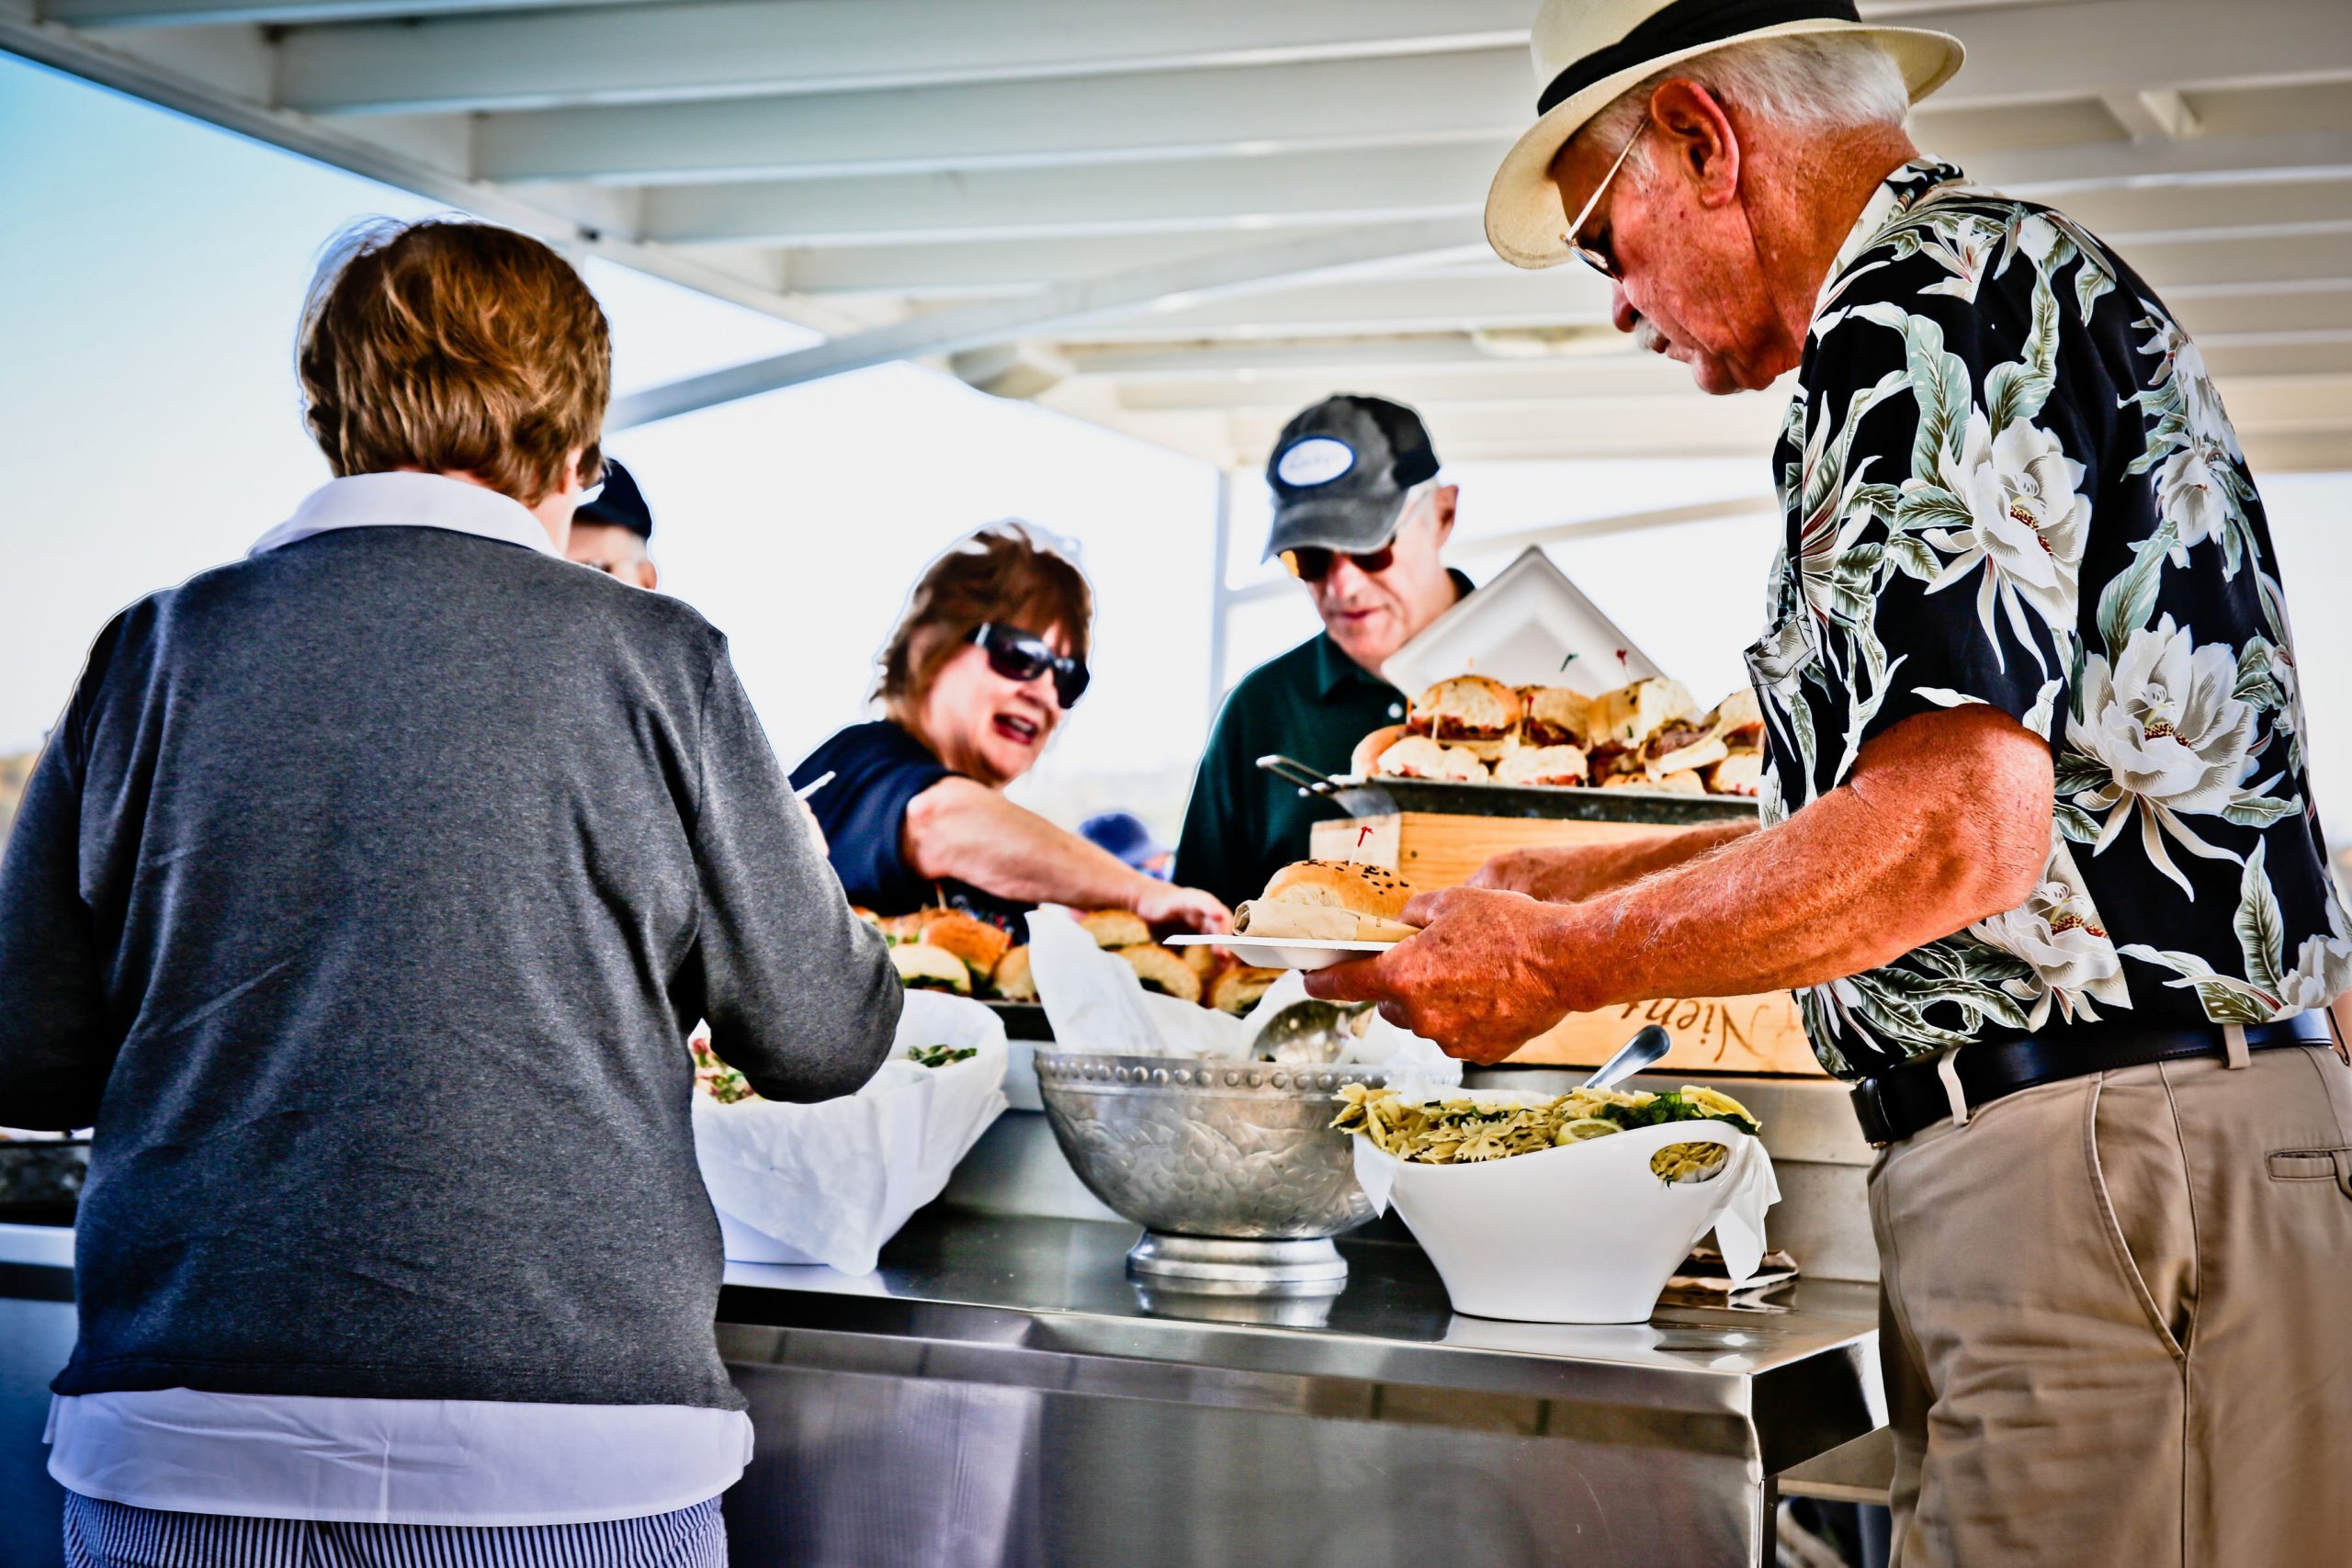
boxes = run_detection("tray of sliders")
[862,905,1287,1032]
[1296,673,1767,827]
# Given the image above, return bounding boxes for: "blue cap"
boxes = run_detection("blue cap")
[1080,811,1169,874]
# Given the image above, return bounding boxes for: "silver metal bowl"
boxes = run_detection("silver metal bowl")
[1034,1051,1384,1290]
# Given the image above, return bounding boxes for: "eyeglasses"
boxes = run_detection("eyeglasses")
[1280,542,1396,582]
[1277,479,1439,582]
[1562,121,1648,282]
[970,623,1090,708]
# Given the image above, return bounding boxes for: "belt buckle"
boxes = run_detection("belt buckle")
[1850,1077,1894,1148]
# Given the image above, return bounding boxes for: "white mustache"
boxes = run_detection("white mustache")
[1634,319,1670,355]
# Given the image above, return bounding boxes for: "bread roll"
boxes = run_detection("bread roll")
[891,943,972,994]
[1585,678,1698,757]
[1708,688,1764,747]
[1119,943,1202,1004]
[1260,860,1416,919]
[918,911,1012,979]
[1492,744,1590,787]
[1350,723,1409,778]
[1179,942,1226,987]
[1517,686,1592,749]
[1650,769,1707,795]
[1705,750,1765,797]
[1208,965,1283,1016]
[1409,674,1523,743]
[1078,908,1152,949]
[991,944,1036,999]
[1373,734,1487,782]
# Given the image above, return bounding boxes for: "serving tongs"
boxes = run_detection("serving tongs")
[1255,754,1397,819]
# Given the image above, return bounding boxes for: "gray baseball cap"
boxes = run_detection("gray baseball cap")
[1261,395,1442,560]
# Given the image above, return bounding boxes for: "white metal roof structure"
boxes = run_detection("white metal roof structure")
[7,0,2350,478]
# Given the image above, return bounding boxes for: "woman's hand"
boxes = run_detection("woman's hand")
[1132,880,1233,937]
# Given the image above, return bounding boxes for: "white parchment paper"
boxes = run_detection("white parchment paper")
[691,991,1009,1275]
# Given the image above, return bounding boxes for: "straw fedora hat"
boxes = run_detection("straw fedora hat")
[1485,0,1964,269]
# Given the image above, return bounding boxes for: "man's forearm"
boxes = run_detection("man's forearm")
[1543,727,2052,1011]
[907,780,1152,911]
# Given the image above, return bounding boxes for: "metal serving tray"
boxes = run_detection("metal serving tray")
[1335,773,1762,827]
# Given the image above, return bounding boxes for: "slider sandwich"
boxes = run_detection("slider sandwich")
[890,944,973,995]
[1119,944,1202,1005]
[1208,964,1283,1016]
[1369,733,1489,783]
[1516,686,1592,749]
[1407,675,1522,761]
[991,945,1036,1000]
[1584,678,1699,777]
[1233,860,1419,943]
[1493,744,1589,787]
[1701,690,1766,796]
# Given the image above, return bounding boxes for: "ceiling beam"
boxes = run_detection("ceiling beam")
[637,127,2352,251]
[606,218,1482,429]
[767,181,2352,300]
[44,0,635,26]
[0,8,861,338]
[639,141,1504,247]
[276,0,1533,117]
[476,50,1525,186]
[269,0,2352,120]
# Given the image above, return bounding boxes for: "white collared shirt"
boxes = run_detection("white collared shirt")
[47,471,752,1524]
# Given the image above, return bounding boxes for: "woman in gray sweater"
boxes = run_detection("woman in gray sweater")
[0,216,899,1565]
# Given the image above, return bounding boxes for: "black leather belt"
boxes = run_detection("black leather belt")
[1851,1012,2339,1147]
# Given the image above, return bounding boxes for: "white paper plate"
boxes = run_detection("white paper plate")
[1381,546,1665,697]
[1167,933,1397,971]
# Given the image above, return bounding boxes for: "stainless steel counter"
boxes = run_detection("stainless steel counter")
[0,1210,1882,1567]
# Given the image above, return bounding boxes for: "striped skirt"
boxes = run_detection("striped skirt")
[62,1493,729,1568]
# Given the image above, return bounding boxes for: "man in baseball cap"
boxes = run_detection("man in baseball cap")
[565,457,659,590]
[1173,394,1469,908]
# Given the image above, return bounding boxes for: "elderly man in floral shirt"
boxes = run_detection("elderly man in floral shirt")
[1311,2,2352,1562]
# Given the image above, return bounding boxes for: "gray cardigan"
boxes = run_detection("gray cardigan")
[0,525,900,1409]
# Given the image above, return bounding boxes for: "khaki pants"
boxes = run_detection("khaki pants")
[1870,1044,2352,1568]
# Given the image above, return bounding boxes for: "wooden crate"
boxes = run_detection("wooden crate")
[1309,810,1823,1076]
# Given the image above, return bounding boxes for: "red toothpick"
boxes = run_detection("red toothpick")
[1615,649,1630,671]
[1357,824,1374,846]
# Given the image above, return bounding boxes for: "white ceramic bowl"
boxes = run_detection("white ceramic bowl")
[1362,1119,1764,1324]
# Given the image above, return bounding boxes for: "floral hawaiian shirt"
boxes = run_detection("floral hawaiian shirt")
[1754,158,2352,1078]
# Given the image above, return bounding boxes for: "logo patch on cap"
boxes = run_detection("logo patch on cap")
[1275,436,1355,489]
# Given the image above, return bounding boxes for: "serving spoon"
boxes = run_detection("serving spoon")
[1250,999,1374,1064]
[1577,1025,1671,1091]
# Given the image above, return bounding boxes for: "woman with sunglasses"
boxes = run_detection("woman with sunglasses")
[791,523,1231,940]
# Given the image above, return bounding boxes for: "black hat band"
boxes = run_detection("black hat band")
[1535,0,1862,117]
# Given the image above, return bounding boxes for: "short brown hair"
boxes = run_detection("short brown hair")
[297,218,609,506]
[878,524,1093,726]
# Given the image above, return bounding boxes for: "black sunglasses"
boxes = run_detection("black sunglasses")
[970,623,1090,708]
[1280,542,1396,582]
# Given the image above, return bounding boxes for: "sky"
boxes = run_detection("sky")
[5,50,2352,852]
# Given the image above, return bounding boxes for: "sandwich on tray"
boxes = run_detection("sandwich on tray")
[1406,674,1523,761]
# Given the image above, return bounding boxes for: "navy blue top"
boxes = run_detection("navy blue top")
[792,720,1029,932]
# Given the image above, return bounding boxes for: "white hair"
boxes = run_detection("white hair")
[1578,33,1911,176]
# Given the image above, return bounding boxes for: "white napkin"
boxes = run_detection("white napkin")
[1024,908,1471,1085]
[1709,1134,1781,1288]
[690,991,1009,1275]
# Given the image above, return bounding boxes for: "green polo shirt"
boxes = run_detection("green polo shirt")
[1173,570,1471,909]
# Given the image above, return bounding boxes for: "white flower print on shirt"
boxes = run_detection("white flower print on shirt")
[1915,412,2088,668]
[1969,837,2131,1028]
[2064,615,2292,893]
